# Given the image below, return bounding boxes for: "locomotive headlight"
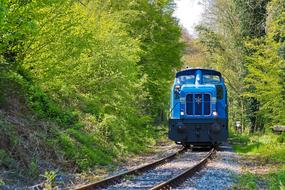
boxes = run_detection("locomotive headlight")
[174,85,181,99]
[213,111,218,117]
[175,85,181,90]
[180,111,185,116]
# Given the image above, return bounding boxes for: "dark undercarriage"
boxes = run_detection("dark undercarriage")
[169,118,228,146]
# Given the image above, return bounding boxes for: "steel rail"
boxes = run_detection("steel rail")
[149,148,216,190]
[75,147,186,190]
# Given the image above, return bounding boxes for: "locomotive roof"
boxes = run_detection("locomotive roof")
[175,68,221,77]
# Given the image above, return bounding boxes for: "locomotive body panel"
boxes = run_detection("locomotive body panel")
[169,68,228,146]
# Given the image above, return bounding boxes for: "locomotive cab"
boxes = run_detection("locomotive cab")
[169,68,228,146]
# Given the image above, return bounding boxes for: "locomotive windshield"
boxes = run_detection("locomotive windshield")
[202,74,220,84]
[176,75,195,84]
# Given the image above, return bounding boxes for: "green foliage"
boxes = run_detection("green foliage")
[268,168,285,190]
[28,161,40,179]
[0,0,183,175]
[0,149,13,169]
[235,173,259,190]
[198,1,285,189]
[0,178,4,186]
[108,0,184,119]
[229,131,250,144]
[43,170,56,190]
[233,133,285,162]
[233,133,285,190]
[234,0,269,38]
[277,133,285,143]
[197,0,285,133]
[233,142,261,153]
[235,168,285,190]
[244,1,285,127]
[196,0,248,132]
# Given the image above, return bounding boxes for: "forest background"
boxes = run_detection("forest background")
[0,0,284,188]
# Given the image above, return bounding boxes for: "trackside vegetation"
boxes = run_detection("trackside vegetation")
[232,133,285,189]
[0,0,183,186]
[193,0,285,189]
[1,0,285,188]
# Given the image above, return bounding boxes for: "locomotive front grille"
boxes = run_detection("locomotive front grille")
[186,93,211,115]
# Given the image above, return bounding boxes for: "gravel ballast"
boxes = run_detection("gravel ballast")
[104,150,208,190]
[175,144,241,190]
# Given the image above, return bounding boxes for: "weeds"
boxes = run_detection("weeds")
[0,177,4,186]
[232,133,285,189]
[235,173,259,190]
[42,171,57,190]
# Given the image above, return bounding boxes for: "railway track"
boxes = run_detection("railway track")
[150,148,215,190]
[75,147,215,190]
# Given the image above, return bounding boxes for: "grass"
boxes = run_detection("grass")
[268,168,285,190]
[233,133,285,163]
[235,173,260,190]
[231,132,285,189]
[235,168,285,190]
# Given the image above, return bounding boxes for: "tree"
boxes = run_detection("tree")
[244,0,285,128]
[0,0,184,170]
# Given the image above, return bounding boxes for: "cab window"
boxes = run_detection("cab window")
[176,75,195,84]
[202,74,220,84]
[216,85,223,99]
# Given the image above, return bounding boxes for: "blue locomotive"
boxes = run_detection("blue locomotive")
[169,68,228,146]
